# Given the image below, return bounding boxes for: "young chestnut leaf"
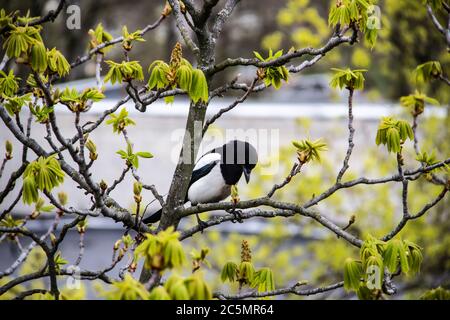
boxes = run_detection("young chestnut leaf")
[47,48,70,77]
[106,108,136,133]
[343,258,363,291]
[0,70,19,97]
[330,68,367,90]
[221,261,238,283]
[30,41,48,73]
[189,69,209,103]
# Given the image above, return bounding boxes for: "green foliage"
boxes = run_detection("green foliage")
[104,60,144,84]
[102,274,150,300]
[0,214,24,228]
[328,0,371,27]
[47,48,70,77]
[147,54,208,104]
[29,104,53,124]
[164,275,190,300]
[382,239,423,275]
[148,286,171,300]
[414,61,442,84]
[221,261,238,282]
[3,93,32,116]
[420,287,450,300]
[122,26,145,51]
[220,240,276,293]
[57,191,68,206]
[59,87,105,112]
[153,272,212,300]
[375,117,414,153]
[364,28,378,49]
[292,138,327,163]
[0,69,19,96]
[254,49,289,89]
[240,116,447,300]
[134,227,186,271]
[252,268,275,292]
[116,142,153,168]
[5,140,13,159]
[2,25,42,58]
[344,235,423,297]
[191,248,211,272]
[0,9,14,29]
[106,108,136,133]
[330,68,366,90]
[88,23,113,53]
[85,139,98,160]
[148,60,170,89]
[343,258,363,291]
[423,0,444,11]
[32,197,54,218]
[415,151,447,174]
[238,261,255,285]
[53,252,68,272]
[30,41,47,73]
[22,156,65,204]
[400,91,440,116]
[189,69,209,103]
[183,272,213,300]
[77,218,88,233]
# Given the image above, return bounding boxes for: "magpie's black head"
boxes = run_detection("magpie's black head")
[217,140,258,185]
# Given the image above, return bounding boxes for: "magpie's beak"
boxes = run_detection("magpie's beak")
[243,167,251,183]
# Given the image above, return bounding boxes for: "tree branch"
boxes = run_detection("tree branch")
[214,281,344,299]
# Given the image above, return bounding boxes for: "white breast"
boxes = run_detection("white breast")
[188,153,231,204]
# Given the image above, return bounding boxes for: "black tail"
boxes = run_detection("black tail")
[142,208,162,224]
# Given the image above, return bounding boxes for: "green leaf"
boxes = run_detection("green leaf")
[149,286,171,300]
[30,41,48,73]
[221,262,238,282]
[47,48,70,77]
[106,108,135,133]
[105,60,144,84]
[253,51,265,61]
[3,26,36,58]
[175,64,193,92]
[292,138,328,163]
[164,238,186,269]
[189,69,209,103]
[184,272,212,300]
[414,61,442,84]
[251,267,275,292]
[23,155,65,204]
[343,258,363,291]
[400,90,439,116]
[81,88,105,102]
[0,70,20,97]
[330,68,367,90]
[383,239,402,273]
[136,151,153,158]
[148,60,170,90]
[88,23,113,53]
[102,274,150,300]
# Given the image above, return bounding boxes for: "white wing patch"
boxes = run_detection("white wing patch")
[188,152,230,205]
[194,152,221,171]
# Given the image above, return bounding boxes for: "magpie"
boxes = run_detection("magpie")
[142,140,258,225]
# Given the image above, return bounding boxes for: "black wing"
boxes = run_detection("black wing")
[142,208,162,224]
[143,160,218,224]
[189,160,218,187]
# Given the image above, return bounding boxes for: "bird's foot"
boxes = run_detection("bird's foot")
[196,213,208,233]
[227,208,244,223]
